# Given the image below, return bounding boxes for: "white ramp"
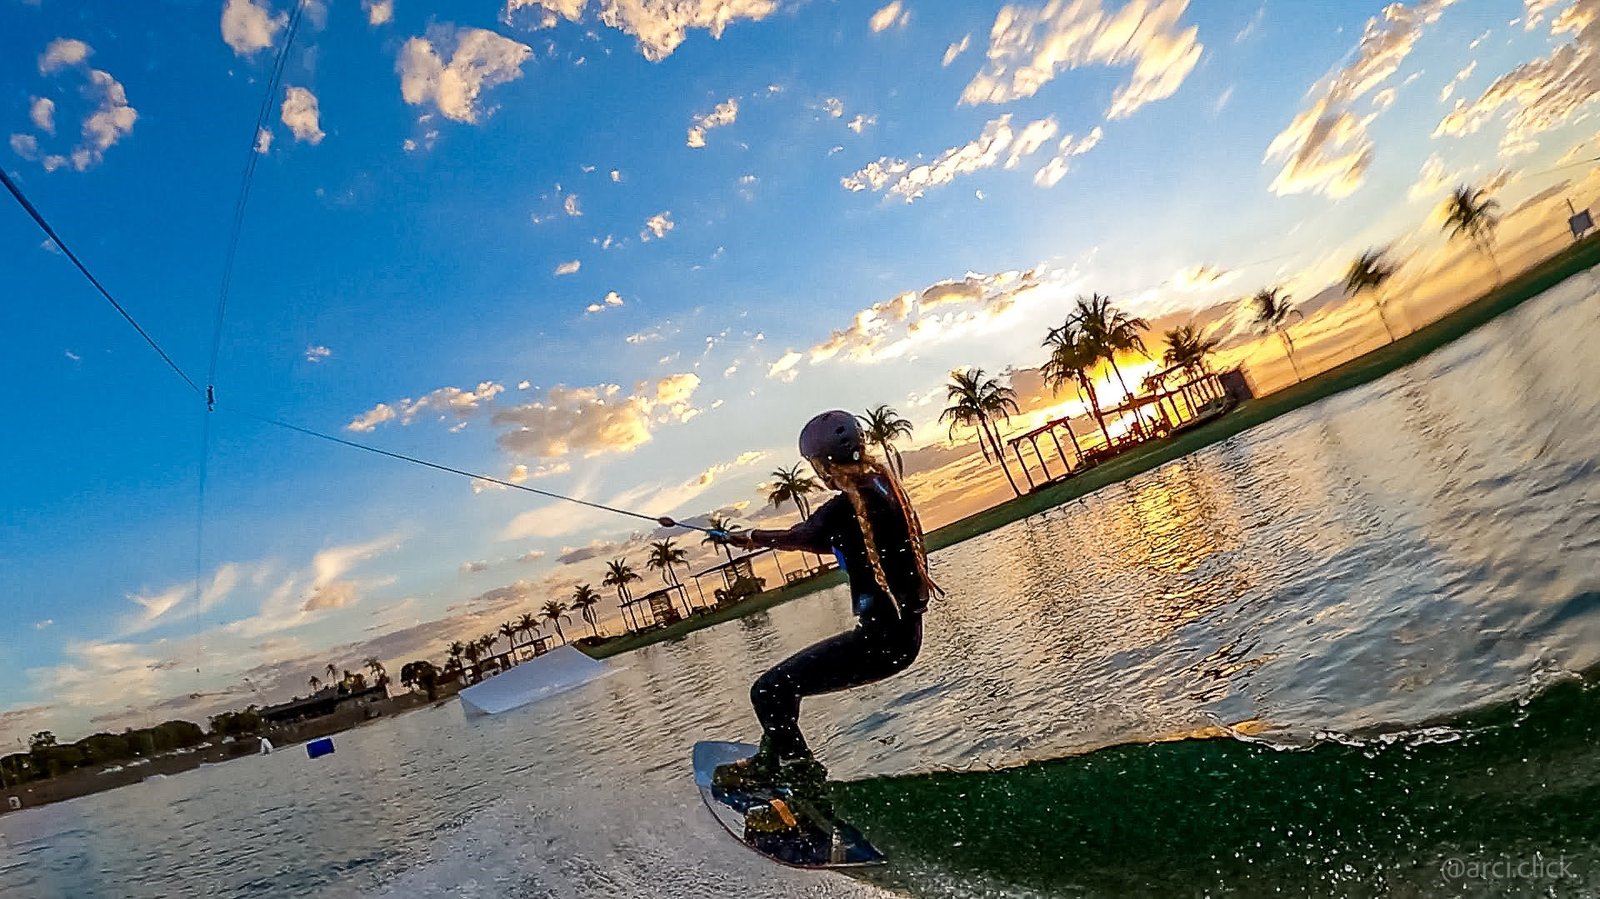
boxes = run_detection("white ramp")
[459,646,614,715]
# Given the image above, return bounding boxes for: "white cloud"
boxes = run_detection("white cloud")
[767,350,802,382]
[554,259,581,275]
[1435,0,1600,151]
[460,560,490,574]
[34,619,53,630]
[28,47,139,173]
[490,373,702,458]
[305,344,332,362]
[1408,153,1454,200]
[847,114,875,133]
[943,33,971,66]
[822,97,844,118]
[29,97,55,134]
[687,97,738,148]
[610,168,622,181]
[1006,116,1058,168]
[641,210,674,240]
[397,25,532,124]
[1031,126,1101,189]
[1438,59,1477,103]
[363,0,395,26]
[1266,0,1457,198]
[870,1,910,32]
[38,38,90,73]
[280,86,325,144]
[221,0,287,56]
[255,127,273,153]
[564,193,582,216]
[846,114,1056,201]
[585,290,626,313]
[961,0,1203,119]
[801,267,1057,371]
[501,0,780,62]
[346,381,505,432]
[11,133,39,160]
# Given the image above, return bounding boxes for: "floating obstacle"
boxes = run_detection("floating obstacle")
[306,737,335,759]
[459,646,613,715]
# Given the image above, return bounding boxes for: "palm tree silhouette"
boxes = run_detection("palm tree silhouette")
[446,640,465,671]
[859,405,914,476]
[1161,324,1220,378]
[647,539,689,585]
[1251,287,1304,382]
[767,463,820,519]
[603,557,642,631]
[325,662,338,682]
[571,584,603,637]
[1072,293,1150,401]
[1442,184,1502,282]
[462,641,482,682]
[940,367,1022,495]
[364,657,387,688]
[1160,323,1222,414]
[646,538,694,614]
[541,600,573,644]
[1042,322,1114,449]
[702,514,738,562]
[497,622,521,663]
[1344,247,1400,341]
[308,675,321,692]
[516,612,541,654]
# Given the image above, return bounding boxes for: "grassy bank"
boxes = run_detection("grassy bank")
[581,234,1600,661]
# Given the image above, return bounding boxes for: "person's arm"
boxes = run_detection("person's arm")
[730,500,836,555]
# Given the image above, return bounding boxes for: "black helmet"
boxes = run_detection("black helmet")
[799,410,865,465]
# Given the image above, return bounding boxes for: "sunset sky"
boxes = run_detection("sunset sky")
[4,0,1599,745]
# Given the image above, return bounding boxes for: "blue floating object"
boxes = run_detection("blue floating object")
[306,737,335,759]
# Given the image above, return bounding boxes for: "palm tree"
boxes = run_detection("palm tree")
[307,675,321,692]
[497,622,521,663]
[1160,323,1222,411]
[571,583,603,637]
[441,657,464,686]
[702,514,737,562]
[647,539,689,585]
[1251,287,1304,382]
[516,612,541,653]
[603,558,643,631]
[462,641,482,682]
[325,662,337,682]
[1162,324,1220,378]
[364,658,388,688]
[767,463,821,519]
[1345,248,1401,342]
[940,367,1022,495]
[1442,184,1502,282]
[859,405,914,476]
[1042,322,1114,449]
[446,640,466,671]
[1072,293,1151,401]
[646,539,694,614]
[541,600,573,644]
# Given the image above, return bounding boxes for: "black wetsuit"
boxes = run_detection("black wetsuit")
[747,473,929,761]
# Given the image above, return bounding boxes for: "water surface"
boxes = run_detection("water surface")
[3,275,1598,897]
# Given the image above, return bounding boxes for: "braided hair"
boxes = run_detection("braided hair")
[814,453,943,609]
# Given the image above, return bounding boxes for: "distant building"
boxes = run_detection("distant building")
[260,684,387,726]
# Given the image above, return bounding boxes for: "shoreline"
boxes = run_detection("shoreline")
[584,234,1600,660]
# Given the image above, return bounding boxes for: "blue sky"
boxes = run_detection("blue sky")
[4,0,1599,743]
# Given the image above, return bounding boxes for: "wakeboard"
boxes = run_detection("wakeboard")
[692,740,886,869]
